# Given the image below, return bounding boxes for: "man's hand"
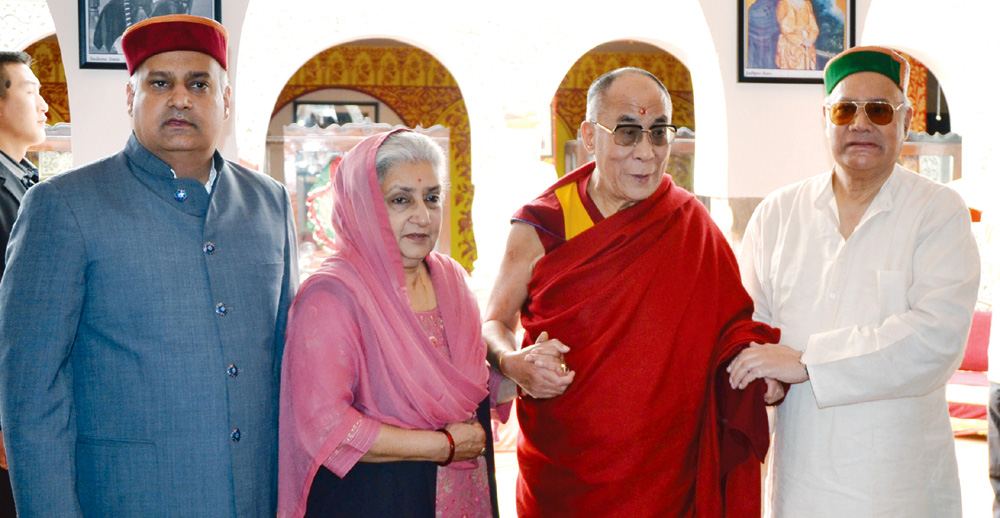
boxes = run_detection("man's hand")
[522,331,570,373]
[727,342,808,390]
[763,378,786,405]
[500,332,575,399]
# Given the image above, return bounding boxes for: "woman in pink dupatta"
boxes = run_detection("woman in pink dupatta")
[279,129,514,518]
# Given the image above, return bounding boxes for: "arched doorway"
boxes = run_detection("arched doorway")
[23,35,69,125]
[268,40,476,270]
[893,49,960,186]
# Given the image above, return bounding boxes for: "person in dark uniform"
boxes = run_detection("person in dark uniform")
[0,49,48,517]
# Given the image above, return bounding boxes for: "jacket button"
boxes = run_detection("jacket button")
[215,303,228,316]
[227,364,238,377]
[231,429,241,442]
[174,189,187,202]
[204,242,215,254]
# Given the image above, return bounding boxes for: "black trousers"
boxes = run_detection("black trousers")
[305,398,498,517]
[0,467,13,517]
[306,460,437,518]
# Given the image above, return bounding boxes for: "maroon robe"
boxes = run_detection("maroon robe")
[514,164,779,517]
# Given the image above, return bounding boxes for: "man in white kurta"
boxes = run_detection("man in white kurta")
[728,46,979,517]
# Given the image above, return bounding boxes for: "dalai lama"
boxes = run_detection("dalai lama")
[483,67,781,517]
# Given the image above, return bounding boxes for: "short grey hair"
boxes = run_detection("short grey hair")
[375,131,449,189]
[585,67,671,121]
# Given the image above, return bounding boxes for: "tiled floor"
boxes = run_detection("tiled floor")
[493,436,994,517]
[494,451,518,518]
[957,436,991,518]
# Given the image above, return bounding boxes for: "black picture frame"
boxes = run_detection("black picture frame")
[738,0,855,84]
[292,102,380,128]
[79,0,222,69]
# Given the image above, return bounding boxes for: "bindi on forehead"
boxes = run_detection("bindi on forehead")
[639,107,646,115]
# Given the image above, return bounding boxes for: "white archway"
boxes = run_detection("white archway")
[0,1,55,51]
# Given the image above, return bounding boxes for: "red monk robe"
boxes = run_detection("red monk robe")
[512,162,779,517]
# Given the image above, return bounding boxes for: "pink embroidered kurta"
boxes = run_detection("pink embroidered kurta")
[278,130,495,518]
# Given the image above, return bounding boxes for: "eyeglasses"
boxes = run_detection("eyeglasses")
[825,101,906,126]
[590,120,678,147]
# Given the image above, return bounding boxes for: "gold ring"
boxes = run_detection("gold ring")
[560,363,568,374]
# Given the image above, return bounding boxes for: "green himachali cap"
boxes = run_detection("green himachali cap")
[823,45,910,95]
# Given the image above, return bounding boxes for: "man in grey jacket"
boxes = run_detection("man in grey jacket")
[0,15,297,517]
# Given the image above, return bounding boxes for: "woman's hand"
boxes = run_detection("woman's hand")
[444,421,486,463]
[362,421,487,464]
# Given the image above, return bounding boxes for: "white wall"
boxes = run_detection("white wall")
[707,0,866,198]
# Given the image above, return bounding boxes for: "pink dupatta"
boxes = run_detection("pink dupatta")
[277,130,489,518]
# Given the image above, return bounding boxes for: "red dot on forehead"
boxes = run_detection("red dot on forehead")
[639,107,647,115]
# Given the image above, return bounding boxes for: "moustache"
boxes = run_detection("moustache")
[162,112,198,128]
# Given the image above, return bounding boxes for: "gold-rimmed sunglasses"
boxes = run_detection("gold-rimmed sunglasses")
[590,120,678,147]
[824,101,907,126]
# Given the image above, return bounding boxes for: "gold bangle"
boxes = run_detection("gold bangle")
[497,351,509,377]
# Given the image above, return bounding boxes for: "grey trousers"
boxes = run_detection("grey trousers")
[989,382,1000,518]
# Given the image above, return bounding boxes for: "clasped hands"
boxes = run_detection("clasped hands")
[727,342,810,404]
[500,331,575,399]
[500,336,807,404]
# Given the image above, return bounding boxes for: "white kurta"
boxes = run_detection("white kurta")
[741,165,980,518]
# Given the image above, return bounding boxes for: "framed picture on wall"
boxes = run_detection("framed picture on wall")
[79,0,222,69]
[293,102,380,128]
[738,0,855,83]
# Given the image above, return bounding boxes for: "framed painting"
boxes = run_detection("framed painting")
[79,0,222,69]
[293,102,380,128]
[738,0,855,83]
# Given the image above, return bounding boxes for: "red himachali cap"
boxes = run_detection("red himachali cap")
[121,14,229,74]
